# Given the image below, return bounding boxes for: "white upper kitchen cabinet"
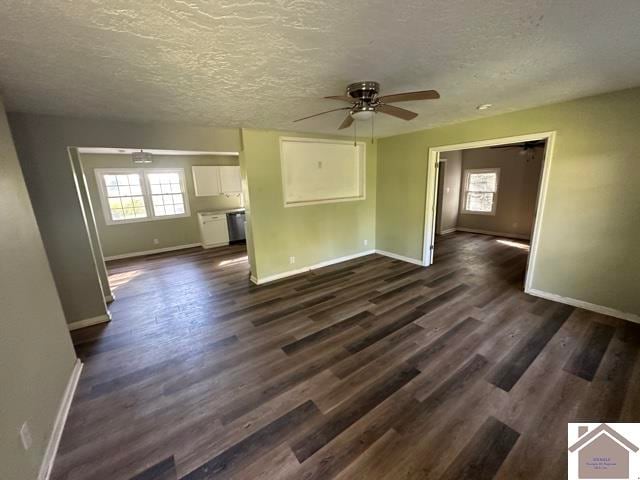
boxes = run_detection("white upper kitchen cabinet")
[192,166,221,196]
[192,165,242,196]
[218,166,242,194]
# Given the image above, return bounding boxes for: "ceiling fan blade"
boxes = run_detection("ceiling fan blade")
[293,107,350,123]
[338,114,354,130]
[378,90,440,103]
[377,104,418,121]
[324,95,355,103]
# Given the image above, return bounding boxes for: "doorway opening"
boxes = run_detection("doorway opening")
[423,132,555,291]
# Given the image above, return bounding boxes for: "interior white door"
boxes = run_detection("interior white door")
[192,166,221,196]
[218,166,242,194]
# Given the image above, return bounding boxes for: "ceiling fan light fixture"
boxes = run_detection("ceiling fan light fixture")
[476,103,492,111]
[351,109,375,121]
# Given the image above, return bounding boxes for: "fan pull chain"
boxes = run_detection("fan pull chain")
[371,115,374,144]
[353,119,357,146]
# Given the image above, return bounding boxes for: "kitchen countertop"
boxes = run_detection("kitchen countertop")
[197,208,245,215]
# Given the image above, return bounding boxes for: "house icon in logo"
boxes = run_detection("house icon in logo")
[569,424,639,479]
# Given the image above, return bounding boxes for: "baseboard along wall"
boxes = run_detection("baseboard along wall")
[37,359,83,480]
[68,311,111,331]
[103,243,202,261]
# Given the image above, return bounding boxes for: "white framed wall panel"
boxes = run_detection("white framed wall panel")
[279,137,366,207]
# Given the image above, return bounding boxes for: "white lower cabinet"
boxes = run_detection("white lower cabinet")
[198,213,229,247]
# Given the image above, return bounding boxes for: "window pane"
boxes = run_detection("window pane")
[134,207,147,217]
[104,175,118,187]
[152,195,164,206]
[101,172,148,222]
[174,204,185,214]
[164,205,175,215]
[171,183,181,193]
[116,175,130,186]
[161,184,173,194]
[151,184,162,194]
[468,173,497,192]
[466,192,494,212]
[172,194,183,204]
[155,205,165,216]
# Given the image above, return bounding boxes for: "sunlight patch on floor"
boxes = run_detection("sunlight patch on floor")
[108,269,141,292]
[497,239,530,250]
[219,255,249,267]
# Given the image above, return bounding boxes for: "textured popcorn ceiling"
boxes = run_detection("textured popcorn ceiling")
[0,0,639,137]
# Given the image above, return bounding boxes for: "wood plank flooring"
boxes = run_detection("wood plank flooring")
[51,233,640,479]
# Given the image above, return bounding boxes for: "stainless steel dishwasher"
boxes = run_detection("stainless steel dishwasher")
[226,211,246,243]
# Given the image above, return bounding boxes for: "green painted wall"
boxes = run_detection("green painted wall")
[242,129,376,280]
[376,87,640,316]
[0,99,77,480]
[81,153,241,257]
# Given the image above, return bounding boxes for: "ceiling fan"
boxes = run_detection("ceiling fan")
[293,81,440,130]
[490,140,546,154]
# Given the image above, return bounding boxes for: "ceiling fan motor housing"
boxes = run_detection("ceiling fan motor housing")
[346,81,380,101]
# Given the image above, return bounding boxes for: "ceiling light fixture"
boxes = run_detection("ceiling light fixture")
[476,103,492,111]
[350,105,376,121]
[131,149,152,164]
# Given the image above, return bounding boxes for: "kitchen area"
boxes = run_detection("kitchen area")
[192,164,246,248]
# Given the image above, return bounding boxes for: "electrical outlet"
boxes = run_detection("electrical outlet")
[363,239,368,246]
[20,422,32,450]
[153,238,160,245]
[289,256,295,264]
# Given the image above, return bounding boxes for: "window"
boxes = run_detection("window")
[147,172,186,217]
[95,168,190,225]
[461,168,500,215]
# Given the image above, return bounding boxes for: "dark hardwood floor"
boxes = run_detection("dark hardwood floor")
[52,233,640,479]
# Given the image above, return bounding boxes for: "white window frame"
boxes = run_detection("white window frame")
[95,168,190,225]
[460,168,500,216]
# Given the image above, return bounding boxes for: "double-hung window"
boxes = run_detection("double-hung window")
[95,168,190,225]
[461,168,500,215]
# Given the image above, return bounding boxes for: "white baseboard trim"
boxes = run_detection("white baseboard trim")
[455,227,530,240]
[104,243,202,261]
[68,311,112,331]
[526,287,640,324]
[38,359,83,480]
[375,249,426,266]
[104,293,115,303]
[439,228,457,235]
[251,250,376,285]
[202,242,230,249]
